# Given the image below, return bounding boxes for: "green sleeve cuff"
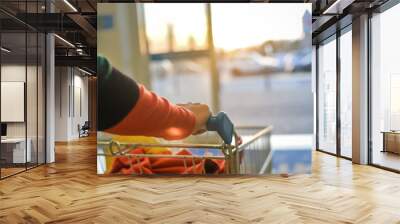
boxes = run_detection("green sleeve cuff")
[97,55,113,78]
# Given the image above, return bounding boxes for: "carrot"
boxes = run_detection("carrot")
[109,148,224,175]
[121,158,153,175]
[151,149,201,168]
[108,157,131,173]
[152,166,187,174]
[185,161,205,174]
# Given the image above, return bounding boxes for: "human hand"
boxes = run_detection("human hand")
[178,103,211,135]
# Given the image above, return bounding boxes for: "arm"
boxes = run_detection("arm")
[97,56,208,140]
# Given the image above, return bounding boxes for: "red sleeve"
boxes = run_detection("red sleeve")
[105,85,196,140]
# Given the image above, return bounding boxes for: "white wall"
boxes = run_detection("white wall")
[54,67,89,141]
[1,65,32,138]
[55,67,69,141]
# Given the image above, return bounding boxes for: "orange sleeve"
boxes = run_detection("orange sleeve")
[105,85,196,140]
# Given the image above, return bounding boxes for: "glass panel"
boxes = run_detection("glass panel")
[1,30,28,177]
[27,30,38,168]
[340,29,352,158]
[38,32,45,165]
[26,0,39,169]
[0,1,46,178]
[312,45,317,150]
[318,37,337,154]
[371,4,400,171]
[0,1,27,32]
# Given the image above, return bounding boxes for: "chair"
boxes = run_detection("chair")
[78,121,90,138]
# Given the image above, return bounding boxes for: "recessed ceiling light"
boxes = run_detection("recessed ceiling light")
[78,67,92,76]
[54,34,75,48]
[63,0,78,12]
[1,47,11,53]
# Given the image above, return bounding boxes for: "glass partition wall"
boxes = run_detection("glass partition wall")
[0,2,46,179]
[316,26,353,159]
[370,3,400,171]
[0,30,27,177]
[339,27,352,159]
[316,0,400,172]
[317,35,337,155]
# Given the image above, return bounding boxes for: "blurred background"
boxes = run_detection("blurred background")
[98,3,312,174]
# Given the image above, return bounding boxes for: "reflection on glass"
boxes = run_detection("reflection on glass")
[1,31,27,177]
[318,37,337,154]
[27,32,38,168]
[0,1,46,179]
[38,33,46,165]
[340,30,352,158]
[371,3,400,171]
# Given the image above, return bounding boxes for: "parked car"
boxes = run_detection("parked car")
[230,52,279,76]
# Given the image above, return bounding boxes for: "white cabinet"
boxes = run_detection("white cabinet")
[1,138,32,163]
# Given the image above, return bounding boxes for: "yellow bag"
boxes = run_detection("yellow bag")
[111,135,169,154]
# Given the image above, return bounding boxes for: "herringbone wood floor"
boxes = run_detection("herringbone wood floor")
[1,136,400,224]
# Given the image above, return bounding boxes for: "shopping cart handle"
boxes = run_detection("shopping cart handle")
[206,112,234,144]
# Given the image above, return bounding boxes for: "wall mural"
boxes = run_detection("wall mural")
[97,3,312,176]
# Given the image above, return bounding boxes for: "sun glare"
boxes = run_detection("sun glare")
[144,3,311,52]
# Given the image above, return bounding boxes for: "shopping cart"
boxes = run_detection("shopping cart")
[97,113,273,175]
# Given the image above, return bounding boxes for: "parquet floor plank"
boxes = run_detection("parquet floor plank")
[0,136,399,223]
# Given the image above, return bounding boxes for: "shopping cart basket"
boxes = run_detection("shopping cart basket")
[97,113,273,175]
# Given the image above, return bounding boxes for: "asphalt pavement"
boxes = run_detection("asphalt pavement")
[152,71,313,135]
